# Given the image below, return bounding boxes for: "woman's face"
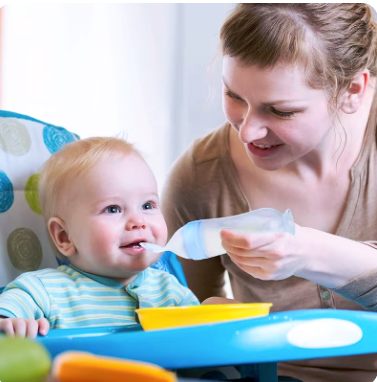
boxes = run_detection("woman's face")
[222,56,334,171]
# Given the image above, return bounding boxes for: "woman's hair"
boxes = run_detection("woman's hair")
[220,3,377,106]
[39,136,139,222]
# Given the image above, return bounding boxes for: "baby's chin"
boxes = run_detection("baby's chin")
[115,256,161,274]
[90,254,163,280]
[125,259,161,273]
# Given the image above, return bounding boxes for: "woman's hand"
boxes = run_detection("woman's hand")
[0,317,50,338]
[221,224,377,288]
[220,224,307,281]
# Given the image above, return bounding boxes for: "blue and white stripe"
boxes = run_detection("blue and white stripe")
[0,265,199,329]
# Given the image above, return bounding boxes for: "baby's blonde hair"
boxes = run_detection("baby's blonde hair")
[39,136,139,223]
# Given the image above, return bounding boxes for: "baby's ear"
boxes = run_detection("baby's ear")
[48,217,76,257]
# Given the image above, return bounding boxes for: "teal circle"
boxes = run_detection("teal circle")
[43,125,76,154]
[0,171,14,213]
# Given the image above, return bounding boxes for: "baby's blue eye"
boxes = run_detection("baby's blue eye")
[105,206,121,214]
[142,202,153,210]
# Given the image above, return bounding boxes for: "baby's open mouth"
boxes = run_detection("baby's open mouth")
[120,242,142,248]
[119,241,146,256]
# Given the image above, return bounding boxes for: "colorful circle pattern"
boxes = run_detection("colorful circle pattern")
[25,173,42,215]
[0,118,31,156]
[43,125,76,154]
[7,228,43,271]
[0,116,80,276]
[0,171,14,213]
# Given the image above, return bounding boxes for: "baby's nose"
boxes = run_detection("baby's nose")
[125,215,146,230]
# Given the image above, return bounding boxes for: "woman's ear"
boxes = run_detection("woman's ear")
[48,217,76,257]
[340,69,369,114]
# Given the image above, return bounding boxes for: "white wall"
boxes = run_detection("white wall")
[1,3,234,192]
[170,3,234,161]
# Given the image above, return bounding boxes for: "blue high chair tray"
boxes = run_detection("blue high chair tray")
[36,308,377,381]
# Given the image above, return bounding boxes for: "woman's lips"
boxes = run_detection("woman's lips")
[247,143,282,158]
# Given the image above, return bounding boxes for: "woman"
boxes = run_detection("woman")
[162,4,377,382]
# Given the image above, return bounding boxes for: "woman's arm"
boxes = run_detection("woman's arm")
[294,225,377,289]
[332,268,377,310]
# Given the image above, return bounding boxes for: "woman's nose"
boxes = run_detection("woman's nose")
[125,214,146,230]
[239,109,268,143]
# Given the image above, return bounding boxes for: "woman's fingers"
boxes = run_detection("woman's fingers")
[220,229,282,251]
[232,262,271,280]
[223,240,286,261]
[221,225,304,281]
[229,254,281,275]
[222,229,297,280]
[228,253,277,268]
[225,244,282,259]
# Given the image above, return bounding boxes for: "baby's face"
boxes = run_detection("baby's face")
[59,153,167,283]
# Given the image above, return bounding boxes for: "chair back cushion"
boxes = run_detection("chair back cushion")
[0,111,78,285]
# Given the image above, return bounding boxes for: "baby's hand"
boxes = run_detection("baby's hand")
[0,317,50,338]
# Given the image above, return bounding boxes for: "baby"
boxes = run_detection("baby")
[0,137,200,338]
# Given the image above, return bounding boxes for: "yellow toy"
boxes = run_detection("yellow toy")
[136,303,272,330]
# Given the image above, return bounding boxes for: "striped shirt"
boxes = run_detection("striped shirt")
[0,265,199,329]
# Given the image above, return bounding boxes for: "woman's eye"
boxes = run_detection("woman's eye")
[105,206,121,214]
[225,90,244,103]
[270,107,295,118]
[142,202,154,210]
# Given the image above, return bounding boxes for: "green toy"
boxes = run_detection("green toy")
[0,337,51,382]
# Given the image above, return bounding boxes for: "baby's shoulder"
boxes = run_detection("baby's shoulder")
[11,267,62,281]
[4,267,68,294]
[16,265,81,286]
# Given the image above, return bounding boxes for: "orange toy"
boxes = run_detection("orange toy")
[52,351,176,382]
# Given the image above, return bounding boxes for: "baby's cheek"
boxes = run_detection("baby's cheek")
[160,226,168,245]
[90,229,116,252]
[155,220,168,246]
